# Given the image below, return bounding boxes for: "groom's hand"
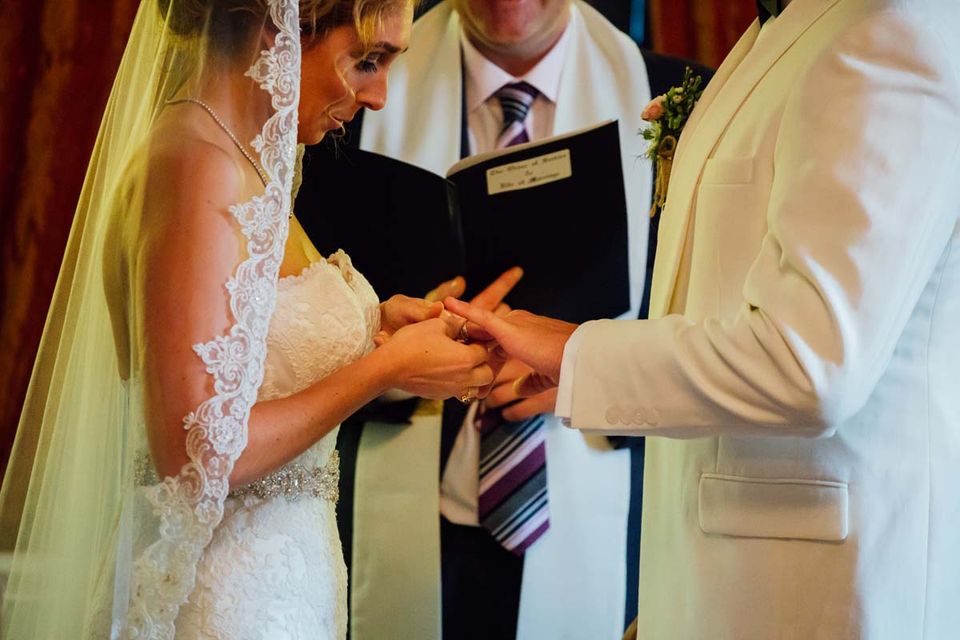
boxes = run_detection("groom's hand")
[443,298,577,387]
[484,358,558,422]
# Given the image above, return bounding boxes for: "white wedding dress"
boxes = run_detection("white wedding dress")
[174,250,380,639]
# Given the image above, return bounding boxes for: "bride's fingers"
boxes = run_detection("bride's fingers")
[439,310,466,339]
[463,322,495,342]
[467,364,495,389]
[373,331,389,347]
[413,300,445,322]
[469,267,523,311]
[465,343,492,367]
[394,297,444,326]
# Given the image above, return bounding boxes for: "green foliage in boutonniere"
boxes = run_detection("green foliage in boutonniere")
[641,67,705,217]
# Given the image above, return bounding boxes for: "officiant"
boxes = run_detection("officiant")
[296,1,709,638]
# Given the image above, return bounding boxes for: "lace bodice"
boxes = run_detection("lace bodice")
[174,250,379,639]
[261,250,380,400]
[255,249,380,471]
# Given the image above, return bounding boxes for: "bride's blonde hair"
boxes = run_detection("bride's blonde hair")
[159,0,416,51]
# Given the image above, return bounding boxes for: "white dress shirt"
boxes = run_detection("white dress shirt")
[440,12,574,526]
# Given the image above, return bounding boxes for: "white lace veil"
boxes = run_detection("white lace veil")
[1,0,300,636]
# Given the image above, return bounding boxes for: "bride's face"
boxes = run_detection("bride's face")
[298,4,413,144]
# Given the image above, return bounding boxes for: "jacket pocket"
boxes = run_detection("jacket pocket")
[698,473,848,542]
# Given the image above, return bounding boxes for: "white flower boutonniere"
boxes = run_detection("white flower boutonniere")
[641,67,705,218]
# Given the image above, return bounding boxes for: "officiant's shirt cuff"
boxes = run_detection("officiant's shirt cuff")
[555,323,590,426]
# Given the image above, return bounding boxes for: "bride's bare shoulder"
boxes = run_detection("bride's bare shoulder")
[139,108,249,227]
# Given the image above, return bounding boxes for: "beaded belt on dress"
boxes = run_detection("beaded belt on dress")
[230,451,339,503]
[134,450,340,504]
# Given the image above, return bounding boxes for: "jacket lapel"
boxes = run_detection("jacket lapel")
[648,0,841,318]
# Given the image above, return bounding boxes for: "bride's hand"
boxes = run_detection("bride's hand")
[377,316,497,400]
[379,295,444,338]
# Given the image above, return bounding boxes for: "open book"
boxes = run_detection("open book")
[298,119,629,324]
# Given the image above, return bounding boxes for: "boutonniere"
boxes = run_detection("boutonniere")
[641,67,705,218]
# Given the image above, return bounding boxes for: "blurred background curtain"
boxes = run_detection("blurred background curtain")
[0,2,139,481]
[0,0,754,479]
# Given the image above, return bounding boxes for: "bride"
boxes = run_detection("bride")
[0,0,510,637]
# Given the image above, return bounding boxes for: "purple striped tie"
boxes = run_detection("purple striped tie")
[495,82,539,150]
[477,405,549,555]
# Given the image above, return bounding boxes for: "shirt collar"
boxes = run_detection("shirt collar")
[460,8,574,113]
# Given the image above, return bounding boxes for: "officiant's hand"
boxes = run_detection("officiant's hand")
[425,267,522,313]
[484,358,559,422]
[425,275,466,303]
[442,298,577,392]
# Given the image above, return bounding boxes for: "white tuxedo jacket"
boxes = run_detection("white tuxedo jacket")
[347,3,652,639]
[560,0,960,637]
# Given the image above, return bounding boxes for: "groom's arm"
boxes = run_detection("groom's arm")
[560,12,960,438]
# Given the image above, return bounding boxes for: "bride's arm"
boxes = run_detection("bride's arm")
[239,315,487,485]
[138,140,493,485]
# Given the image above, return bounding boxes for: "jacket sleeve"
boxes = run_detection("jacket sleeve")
[560,10,960,438]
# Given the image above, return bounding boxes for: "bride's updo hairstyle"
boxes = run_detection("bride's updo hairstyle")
[158,0,413,53]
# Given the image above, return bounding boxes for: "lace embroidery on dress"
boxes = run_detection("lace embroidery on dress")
[124,3,300,637]
[173,251,379,639]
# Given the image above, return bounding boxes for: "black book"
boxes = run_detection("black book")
[297,119,629,324]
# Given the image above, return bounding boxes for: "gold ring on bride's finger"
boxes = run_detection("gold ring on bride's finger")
[457,322,470,343]
[458,387,478,404]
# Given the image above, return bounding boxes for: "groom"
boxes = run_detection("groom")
[447,0,960,637]
[297,1,710,638]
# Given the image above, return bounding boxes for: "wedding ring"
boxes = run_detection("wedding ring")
[457,322,470,343]
[458,387,478,404]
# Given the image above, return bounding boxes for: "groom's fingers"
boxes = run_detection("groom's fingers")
[443,297,506,341]
[470,266,523,311]
[501,389,558,422]
[513,371,557,398]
